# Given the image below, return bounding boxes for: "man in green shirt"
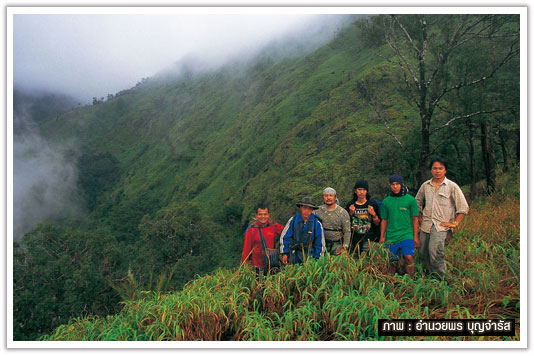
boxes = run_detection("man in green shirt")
[379,174,420,277]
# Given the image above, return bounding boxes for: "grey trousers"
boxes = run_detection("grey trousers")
[326,239,343,255]
[419,225,448,277]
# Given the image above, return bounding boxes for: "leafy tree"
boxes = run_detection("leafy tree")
[370,14,519,186]
[13,223,124,340]
[134,202,225,289]
[443,19,520,194]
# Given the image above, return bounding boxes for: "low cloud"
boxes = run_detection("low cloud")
[13,101,84,240]
[13,13,357,103]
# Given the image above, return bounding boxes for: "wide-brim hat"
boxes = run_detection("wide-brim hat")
[296,196,318,209]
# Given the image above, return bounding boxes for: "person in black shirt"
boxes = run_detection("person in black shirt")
[345,179,381,257]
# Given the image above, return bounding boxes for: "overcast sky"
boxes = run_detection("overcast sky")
[13,13,351,102]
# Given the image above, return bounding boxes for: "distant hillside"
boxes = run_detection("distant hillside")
[13,89,79,134]
[38,19,416,239]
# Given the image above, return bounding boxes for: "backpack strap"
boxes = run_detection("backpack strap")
[257,226,268,252]
[309,217,315,256]
[259,226,281,273]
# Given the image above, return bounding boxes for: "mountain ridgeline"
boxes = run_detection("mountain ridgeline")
[14,15,520,340]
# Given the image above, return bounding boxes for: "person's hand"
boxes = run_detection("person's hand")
[349,204,355,215]
[282,254,288,265]
[414,237,420,248]
[368,205,375,217]
[379,236,385,244]
[336,248,346,255]
[440,221,459,228]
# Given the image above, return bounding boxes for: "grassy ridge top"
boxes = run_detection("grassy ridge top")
[42,179,520,341]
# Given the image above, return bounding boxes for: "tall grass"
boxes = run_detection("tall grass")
[41,185,520,341]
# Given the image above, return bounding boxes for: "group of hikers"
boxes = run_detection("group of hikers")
[241,157,469,280]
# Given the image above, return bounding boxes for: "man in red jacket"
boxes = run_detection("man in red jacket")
[241,204,284,275]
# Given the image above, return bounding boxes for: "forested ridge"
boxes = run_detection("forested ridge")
[13,14,520,340]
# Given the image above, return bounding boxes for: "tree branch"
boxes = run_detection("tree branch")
[402,71,420,108]
[426,16,469,88]
[449,15,495,52]
[431,106,515,134]
[419,15,428,63]
[356,79,404,148]
[392,15,421,55]
[429,42,519,114]
[427,126,463,158]
[372,107,404,148]
[384,16,421,90]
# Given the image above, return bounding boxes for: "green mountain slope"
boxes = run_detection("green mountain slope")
[39,19,415,241]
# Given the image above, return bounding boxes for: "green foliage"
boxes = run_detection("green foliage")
[357,14,520,185]
[356,15,386,48]
[77,150,121,211]
[13,223,124,340]
[38,14,519,232]
[134,202,225,289]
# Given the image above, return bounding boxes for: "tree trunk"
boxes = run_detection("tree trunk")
[417,17,429,190]
[498,129,509,172]
[452,141,462,161]
[418,114,431,188]
[467,123,476,200]
[480,120,496,194]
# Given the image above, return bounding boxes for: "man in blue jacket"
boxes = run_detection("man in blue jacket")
[280,196,326,265]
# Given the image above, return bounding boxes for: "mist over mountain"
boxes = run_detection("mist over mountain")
[13,89,79,132]
[14,14,358,103]
[155,14,360,81]
[13,89,84,239]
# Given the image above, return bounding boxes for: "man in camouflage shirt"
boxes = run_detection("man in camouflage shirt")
[314,187,351,256]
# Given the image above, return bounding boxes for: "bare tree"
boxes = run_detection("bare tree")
[378,14,519,186]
